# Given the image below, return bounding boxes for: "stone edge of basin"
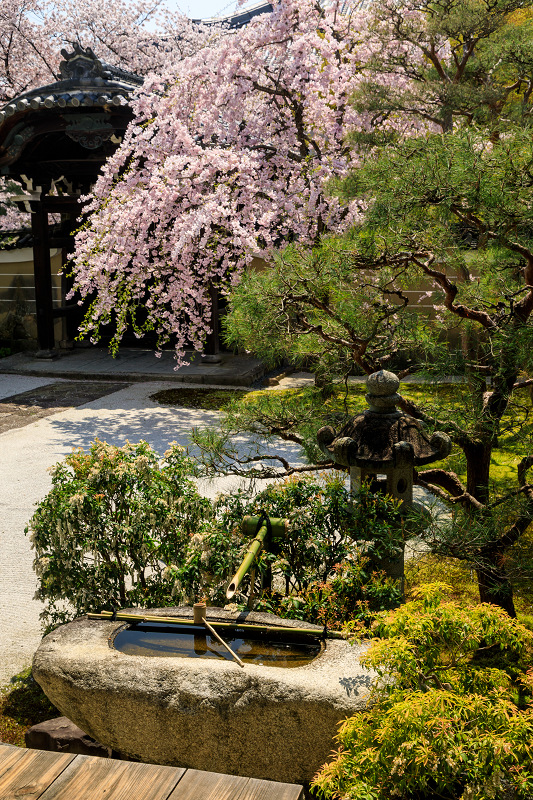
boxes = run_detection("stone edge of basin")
[32,607,375,784]
[33,606,371,691]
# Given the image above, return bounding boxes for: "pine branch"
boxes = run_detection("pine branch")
[415,469,484,511]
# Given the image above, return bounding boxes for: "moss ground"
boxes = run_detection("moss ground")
[0,669,58,747]
[405,551,533,629]
[237,380,532,493]
[150,387,247,410]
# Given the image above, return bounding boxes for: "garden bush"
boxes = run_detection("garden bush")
[214,475,404,626]
[27,439,212,628]
[313,583,533,800]
[28,442,404,629]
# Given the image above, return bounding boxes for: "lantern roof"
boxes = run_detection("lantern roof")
[317,370,452,470]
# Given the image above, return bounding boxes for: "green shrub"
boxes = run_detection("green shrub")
[28,444,403,629]
[215,475,404,626]
[27,439,212,627]
[313,584,533,800]
[256,559,402,628]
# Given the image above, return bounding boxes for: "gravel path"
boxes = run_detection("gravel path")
[0,377,303,688]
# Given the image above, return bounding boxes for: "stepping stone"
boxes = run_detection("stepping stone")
[25,716,112,758]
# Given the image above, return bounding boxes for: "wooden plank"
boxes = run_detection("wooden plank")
[0,746,303,800]
[234,776,304,800]
[0,746,74,800]
[0,744,29,778]
[38,755,185,800]
[166,768,251,800]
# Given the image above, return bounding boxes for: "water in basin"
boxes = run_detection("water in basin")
[113,621,322,668]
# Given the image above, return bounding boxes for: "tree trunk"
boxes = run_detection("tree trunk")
[441,108,453,133]
[464,439,491,505]
[464,439,518,615]
[476,562,517,618]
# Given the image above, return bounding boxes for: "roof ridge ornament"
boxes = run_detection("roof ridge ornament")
[59,44,105,83]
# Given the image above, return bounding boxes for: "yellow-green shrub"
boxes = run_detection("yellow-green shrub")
[313,584,533,800]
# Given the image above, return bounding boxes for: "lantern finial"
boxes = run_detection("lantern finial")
[365,370,400,414]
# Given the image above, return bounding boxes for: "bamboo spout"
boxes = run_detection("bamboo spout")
[226,516,288,600]
[226,522,268,600]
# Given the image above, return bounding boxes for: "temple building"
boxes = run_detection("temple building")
[0,3,273,356]
[0,44,142,355]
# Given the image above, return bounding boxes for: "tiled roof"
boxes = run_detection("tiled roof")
[196,2,274,28]
[0,44,142,122]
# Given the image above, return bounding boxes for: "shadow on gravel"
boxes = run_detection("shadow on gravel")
[0,382,126,434]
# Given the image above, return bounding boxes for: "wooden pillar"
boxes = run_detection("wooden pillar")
[31,201,56,355]
[57,208,79,345]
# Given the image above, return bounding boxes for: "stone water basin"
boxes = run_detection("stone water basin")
[112,620,323,667]
[32,607,374,784]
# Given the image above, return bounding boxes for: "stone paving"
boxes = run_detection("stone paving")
[0,348,265,386]
[0,381,126,434]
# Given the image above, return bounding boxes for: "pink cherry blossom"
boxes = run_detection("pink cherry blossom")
[71,0,368,364]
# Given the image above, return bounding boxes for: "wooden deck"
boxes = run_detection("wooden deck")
[0,744,304,800]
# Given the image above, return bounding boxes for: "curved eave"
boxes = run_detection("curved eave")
[0,90,132,125]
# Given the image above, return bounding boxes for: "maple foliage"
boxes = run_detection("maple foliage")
[314,584,533,800]
[70,0,366,361]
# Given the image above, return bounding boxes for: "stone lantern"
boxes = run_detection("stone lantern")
[316,370,452,582]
